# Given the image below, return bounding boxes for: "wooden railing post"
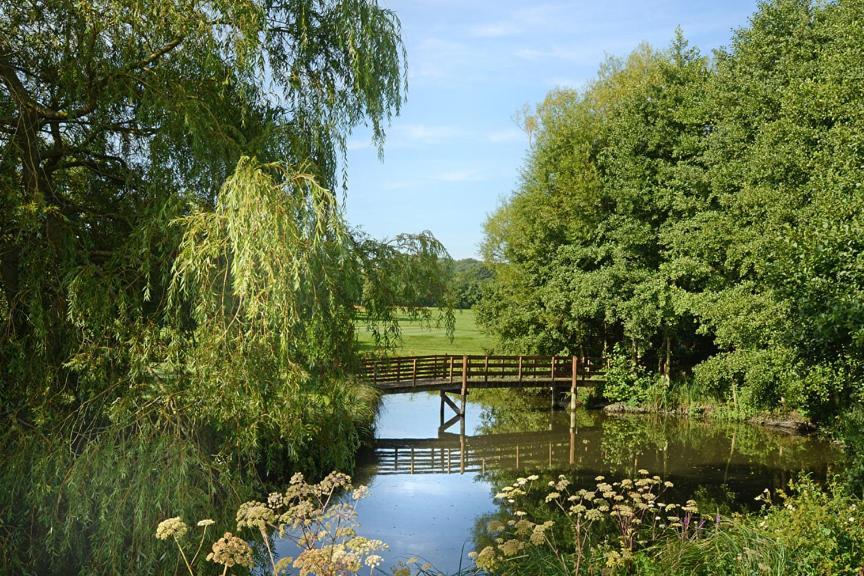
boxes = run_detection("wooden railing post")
[460,354,468,415]
[551,355,556,381]
[484,355,489,383]
[412,358,417,386]
[449,356,454,384]
[570,355,578,411]
[518,356,523,382]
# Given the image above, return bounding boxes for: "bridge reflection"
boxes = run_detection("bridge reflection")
[372,409,583,475]
[365,404,835,496]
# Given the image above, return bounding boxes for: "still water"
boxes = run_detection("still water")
[279,391,839,573]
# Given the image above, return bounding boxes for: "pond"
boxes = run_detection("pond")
[274,391,840,574]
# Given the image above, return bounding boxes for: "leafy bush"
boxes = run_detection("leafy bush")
[471,471,706,575]
[600,346,656,405]
[841,407,864,498]
[0,428,248,576]
[156,472,388,576]
[471,473,864,576]
[651,478,864,576]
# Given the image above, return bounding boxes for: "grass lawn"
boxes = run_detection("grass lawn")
[355,308,495,356]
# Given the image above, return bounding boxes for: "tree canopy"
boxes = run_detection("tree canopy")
[0,0,454,467]
[479,0,864,421]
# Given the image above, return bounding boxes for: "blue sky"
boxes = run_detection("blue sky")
[344,0,760,259]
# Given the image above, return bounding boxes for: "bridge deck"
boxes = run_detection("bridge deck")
[361,354,606,395]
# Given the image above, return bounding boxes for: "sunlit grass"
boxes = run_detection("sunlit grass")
[356,308,495,356]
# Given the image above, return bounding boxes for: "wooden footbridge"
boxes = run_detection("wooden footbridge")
[361,354,606,416]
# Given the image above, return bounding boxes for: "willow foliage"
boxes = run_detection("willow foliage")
[164,157,363,461]
[0,0,431,445]
[1,1,452,572]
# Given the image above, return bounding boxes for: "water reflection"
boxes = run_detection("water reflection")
[296,392,839,573]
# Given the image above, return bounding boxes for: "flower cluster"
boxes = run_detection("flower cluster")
[155,517,188,540]
[155,470,390,576]
[207,532,254,569]
[473,470,710,573]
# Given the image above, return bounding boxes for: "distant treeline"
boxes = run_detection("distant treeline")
[449,258,493,309]
[478,0,864,422]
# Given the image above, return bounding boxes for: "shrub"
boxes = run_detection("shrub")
[600,346,655,405]
[651,478,864,576]
[471,471,707,575]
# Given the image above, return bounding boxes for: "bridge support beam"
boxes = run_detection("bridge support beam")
[460,354,468,416]
[440,390,463,417]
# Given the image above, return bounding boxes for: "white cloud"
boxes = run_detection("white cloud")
[407,37,473,83]
[514,46,600,65]
[382,179,416,191]
[347,139,373,151]
[486,128,524,143]
[379,168,487,190]
[407,62,448,81]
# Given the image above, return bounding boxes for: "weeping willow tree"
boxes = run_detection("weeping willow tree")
[0,0,452,448]
[1,2,452,572]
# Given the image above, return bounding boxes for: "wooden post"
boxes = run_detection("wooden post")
[484,355,489,383]
[460,416,466,474]
[551,355,556,381]
[412,358,417,386]
[460,354,468,416]
[439,390,445,426]
[570,355,578,412]
[518,355,523,382]
[449,356,454,384]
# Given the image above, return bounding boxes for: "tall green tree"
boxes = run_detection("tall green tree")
[678,0,864,416]
[480,36,711,373]
[480,0,864,419]
[0,0,455,464]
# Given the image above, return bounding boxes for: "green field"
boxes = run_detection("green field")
[356,308,495,355]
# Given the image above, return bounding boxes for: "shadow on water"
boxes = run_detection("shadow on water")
[335,391,839,573]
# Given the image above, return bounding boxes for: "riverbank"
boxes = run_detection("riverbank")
[600,401,817,434]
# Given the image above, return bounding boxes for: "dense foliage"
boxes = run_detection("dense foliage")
[0,0,458,469]
[479,0,864,421]
[474,471,864,576]
[0,1,456,573]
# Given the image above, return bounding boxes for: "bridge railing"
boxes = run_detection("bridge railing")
[361,354,606,386]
